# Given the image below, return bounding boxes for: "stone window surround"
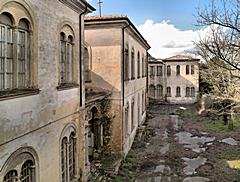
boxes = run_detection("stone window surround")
[0,1,38,100]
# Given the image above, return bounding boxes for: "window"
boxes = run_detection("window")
[124,44,129,81]
[186,87,190,97]
[20,160,35,182]
[157,85,163,97]
[60,32,74,85]
[149,85,155,97]
[125,103,129,137]
[176,87,181,97]
[3,170,18,182]
[131,48,135,79]
[131,99,135,132]
[84,46,91,82]
[176,65,180,76]
[191,87,195,97]
[142,54,144,78]
[157,66,163,76]
[191,65,195,74]
[166,87,171,97]
[0,13,31,91]
[61,131,76,182]
[167,65,171,76]
[3,151,36,182]
[186,65,189,75]
[137,52,140,78]
[142,91,144,114]
[150,66,155,77]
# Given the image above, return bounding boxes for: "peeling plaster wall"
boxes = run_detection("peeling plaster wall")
[0,0,87,181]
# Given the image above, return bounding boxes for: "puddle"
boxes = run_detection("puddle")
[183,176,210,182]
[182,156,207,175]
[175,132,215,153]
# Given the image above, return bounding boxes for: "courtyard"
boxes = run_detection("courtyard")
[109,103,240,182]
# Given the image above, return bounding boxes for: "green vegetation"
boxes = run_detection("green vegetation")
[217,149,240,170]
[203,115,240,132]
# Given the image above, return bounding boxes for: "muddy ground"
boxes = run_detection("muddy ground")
[109,103,240,182]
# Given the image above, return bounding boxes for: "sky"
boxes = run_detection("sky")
[86,0,225,58]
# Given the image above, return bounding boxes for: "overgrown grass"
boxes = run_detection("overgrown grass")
[217,149,240,170]
[203,115,240,132]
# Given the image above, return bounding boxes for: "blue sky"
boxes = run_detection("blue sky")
[89,0,211,30]
[87,0,228,58]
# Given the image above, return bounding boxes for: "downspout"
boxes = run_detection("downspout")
[79,7,88,108]
[121,24,129,152]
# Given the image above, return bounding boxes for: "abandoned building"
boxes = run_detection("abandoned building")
[0,0,95,182]
[148,55,200,104]
[84,15,151,156]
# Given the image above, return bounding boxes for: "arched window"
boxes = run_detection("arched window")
[20,160,35,182]
[176,65,180,76]
[131,48,135,79]
[186,87,190,97]
[59,26,75,86]
[142,54,144,78]
[149,85,155,98]
[3,170,18,182]
[167,65,171,76]
[191,65,195,74]
[137,51,140,78]
[61,128,77,182]
[124,44,129,81]
[157,66,163,76]
[84,46,91,82]
[166,87,171,97]
[186,65,190,75]
[124,103,129,137]
[157,85,163,97]
[131,99,135,132]
[191,87,195,97]
[176,87,181,97]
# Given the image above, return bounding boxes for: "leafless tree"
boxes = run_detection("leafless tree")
[196,0,240,129]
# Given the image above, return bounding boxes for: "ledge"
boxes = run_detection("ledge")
[57,83,79,91]
[0,89,40,101]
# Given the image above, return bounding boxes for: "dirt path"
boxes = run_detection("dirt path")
[111,103,240,182]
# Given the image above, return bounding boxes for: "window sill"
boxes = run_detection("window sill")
[57,83,79,91]
[0,88,40,101]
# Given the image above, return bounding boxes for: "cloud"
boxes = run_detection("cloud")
[137,20,209,59]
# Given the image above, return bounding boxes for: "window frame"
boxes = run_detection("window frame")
[176,87,181,97]
[176,65,180,76]
[166,87,171,97]
[167,65,171,76]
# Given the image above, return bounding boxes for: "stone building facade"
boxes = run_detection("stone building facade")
[0,0,95,182]
[148,55,200,104]
[84,16,150,155]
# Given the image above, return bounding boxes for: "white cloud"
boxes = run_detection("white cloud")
[138,20,209,59]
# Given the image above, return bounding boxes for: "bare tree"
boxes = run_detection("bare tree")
[196,0,240,129]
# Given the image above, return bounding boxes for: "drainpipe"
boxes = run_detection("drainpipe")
[79,7,88,108]
[121,24,129,152]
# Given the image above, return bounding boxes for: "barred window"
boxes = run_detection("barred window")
[69,132,76,181]
[157,66,162,76]
[176,87,181,97]
[131,48,135,79]
[3,170,18,182]
[166,87,171,97]
[176,65,180,76]
[157,85,163,97]
[124,44,129,81]
[167,65,171,76]
[20,160,35,182]
[61,137,68,182]
[131,99,135,132]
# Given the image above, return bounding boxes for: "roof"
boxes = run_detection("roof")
[81,0,96,12]
[164,55,200,62]
[85,15,151,50]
